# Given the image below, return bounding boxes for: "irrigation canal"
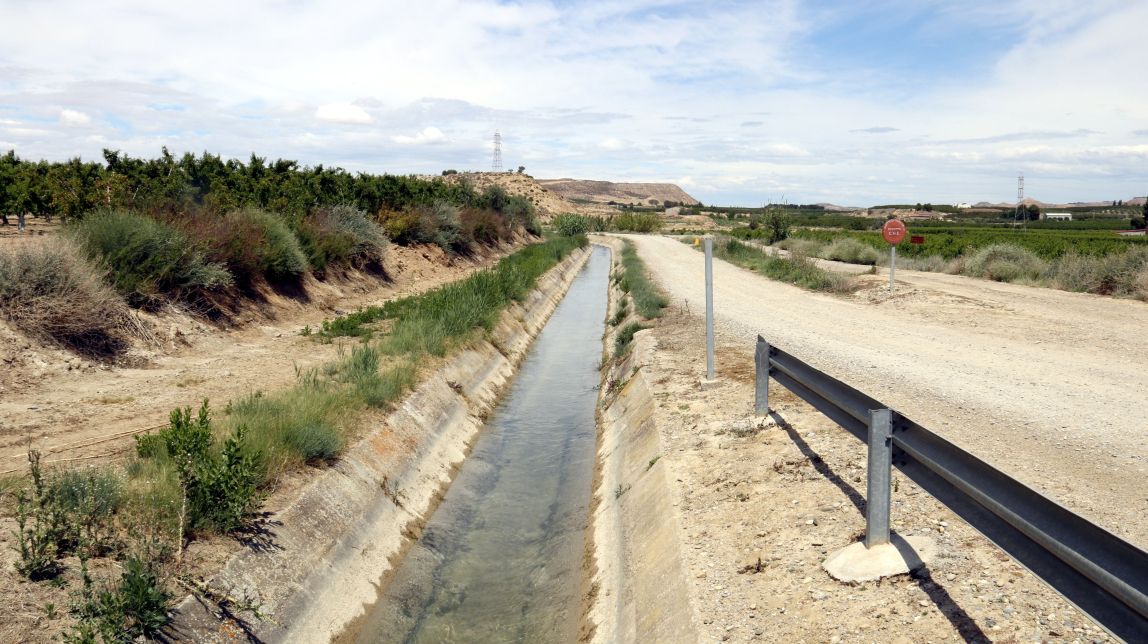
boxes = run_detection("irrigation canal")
[353,245,609,643]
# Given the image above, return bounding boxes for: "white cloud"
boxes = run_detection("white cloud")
[392,127,447,145]
[0,1,1144,205]
[60,109,91,126]
[314,103,372,125]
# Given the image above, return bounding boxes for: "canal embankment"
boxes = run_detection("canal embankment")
[170,245,593,642]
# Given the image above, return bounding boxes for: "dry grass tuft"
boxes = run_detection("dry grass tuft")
[0,237,132,357]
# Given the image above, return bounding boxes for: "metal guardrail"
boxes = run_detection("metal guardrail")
[754,336,1148,642]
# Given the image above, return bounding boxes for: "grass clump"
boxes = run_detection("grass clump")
[297,204,388,273]
[0,238,131,357]
[614,321,648,356]
[619,241,668,318]
[189,208,308,285]
[609,301,629,326]
[70,210,231,307]
[963,244,1048,282]
[822,237,881,265]
[554,213,590,236]
[715,237,854,293]
[1050,247,1148,297]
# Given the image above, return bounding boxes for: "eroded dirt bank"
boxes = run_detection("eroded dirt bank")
[0,242,517,470]
[169,246,593,642]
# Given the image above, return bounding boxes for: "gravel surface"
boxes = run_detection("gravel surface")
[621,234,1148,548]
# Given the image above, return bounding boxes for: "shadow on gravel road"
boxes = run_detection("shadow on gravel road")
[771,412,991,644]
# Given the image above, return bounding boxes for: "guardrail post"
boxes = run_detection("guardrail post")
[755,336,770,414]
[865,409,893,548]
[704,237,715,380]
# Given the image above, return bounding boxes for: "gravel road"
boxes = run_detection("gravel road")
[622,234,1148,547]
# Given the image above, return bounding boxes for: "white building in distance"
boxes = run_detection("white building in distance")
[1043,212,1072,221]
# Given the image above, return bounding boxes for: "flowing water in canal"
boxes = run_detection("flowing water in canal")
[354,246,609,644]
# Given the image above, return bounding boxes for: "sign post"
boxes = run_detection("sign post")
[881,219,907,292]
[704,237,715,380]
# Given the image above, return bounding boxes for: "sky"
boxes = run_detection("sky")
[1,0,1146,207]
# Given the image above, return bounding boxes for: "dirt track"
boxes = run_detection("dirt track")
[625,234,1148,548]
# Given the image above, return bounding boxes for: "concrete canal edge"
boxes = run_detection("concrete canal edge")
[169,245,594,643]
[581,236,700,643]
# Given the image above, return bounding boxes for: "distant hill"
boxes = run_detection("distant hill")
[537,178,700,206]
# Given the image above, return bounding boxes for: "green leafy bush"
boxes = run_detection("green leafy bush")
[554,214,590,236]
[612,212,661,233]
[70,556,171,642]
[70,210,231,307]
[136,401,264,534]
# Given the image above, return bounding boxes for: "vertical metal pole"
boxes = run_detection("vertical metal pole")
[754,336,770,414]
[704,237,715,380]
[889,246,897,292]
[865,408,893,548]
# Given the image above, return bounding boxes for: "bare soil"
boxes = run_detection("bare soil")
[0,241,516,471]
[640,311,1108,642]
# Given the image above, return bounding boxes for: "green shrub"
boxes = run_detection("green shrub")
[135,401,263,534]
[376,207,434,246]
[294,205,388,272]
[428,201,465,252]
[0,238,130,357]
[460,208,511,245]
[188,208,308,284]
[183,426,263,533]
[964,244,1047,282]
[70,210,231,307]
[554,214,590,236]
[822,237,880,265]
[70,556,171,642]
[612,212,661,233]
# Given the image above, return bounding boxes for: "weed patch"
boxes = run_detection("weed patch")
[619,241,668,318]
[714,238,855,293]
[614,322,648,356]
[318,235,587,347]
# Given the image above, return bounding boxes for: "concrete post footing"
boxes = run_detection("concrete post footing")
[699,377,723,391]
[823,535,937,583]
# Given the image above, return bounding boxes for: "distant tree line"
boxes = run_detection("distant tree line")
[0,148,527,224]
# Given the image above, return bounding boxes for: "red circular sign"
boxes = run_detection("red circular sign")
[882,219,907,245]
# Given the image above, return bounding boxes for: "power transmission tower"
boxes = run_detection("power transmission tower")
[491,131,503,172]
[1014,173,1025,225]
